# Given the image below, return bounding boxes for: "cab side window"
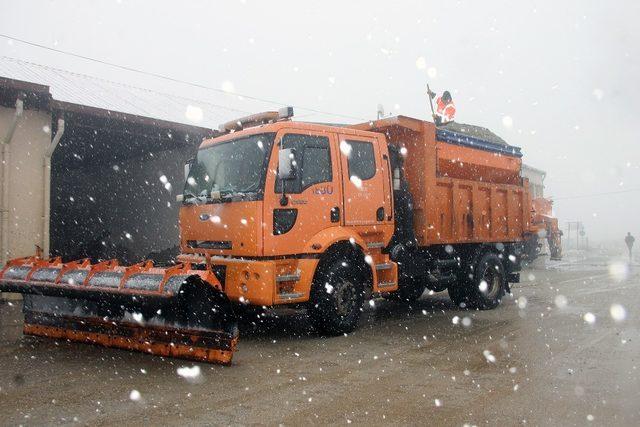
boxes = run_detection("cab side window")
[275,134,332,194]
[346,140,376,181]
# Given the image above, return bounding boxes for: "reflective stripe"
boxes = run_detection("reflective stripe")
[276,273,300,282]
[377,281,396,288]
[442,104,455,121]
[435,96,456,123]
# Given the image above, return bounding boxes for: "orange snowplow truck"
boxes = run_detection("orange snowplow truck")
[1,108,552,364]
[525,197,563,261]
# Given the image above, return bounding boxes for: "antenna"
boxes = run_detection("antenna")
[427,84,436,120]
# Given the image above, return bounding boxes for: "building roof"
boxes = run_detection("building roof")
[522,163,547,176]
[0,56,238,133]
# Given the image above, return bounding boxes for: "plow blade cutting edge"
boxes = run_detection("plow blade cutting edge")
[0,257,238,365]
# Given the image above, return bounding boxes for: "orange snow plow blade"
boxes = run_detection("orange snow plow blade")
[0,257,238,365]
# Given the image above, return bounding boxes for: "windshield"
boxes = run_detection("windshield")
[184,133,275,199]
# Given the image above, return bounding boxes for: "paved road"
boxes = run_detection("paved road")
[1,259,639,426]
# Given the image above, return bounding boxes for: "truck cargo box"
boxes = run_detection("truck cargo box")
[352,116,530,247]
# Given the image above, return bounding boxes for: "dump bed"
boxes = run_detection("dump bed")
[352,116,531,246]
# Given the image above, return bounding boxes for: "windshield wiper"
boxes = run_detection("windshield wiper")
[182,188,256,205]
[217,190,256,200]
[182,191,208,205]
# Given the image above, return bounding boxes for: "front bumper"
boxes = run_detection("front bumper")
[177,254,319,306]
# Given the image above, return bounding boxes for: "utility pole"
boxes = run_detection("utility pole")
[566,221,585,250]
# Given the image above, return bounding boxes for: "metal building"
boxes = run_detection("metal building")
[0,57,217,299]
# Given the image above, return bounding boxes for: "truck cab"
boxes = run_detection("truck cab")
[177,109,399,333]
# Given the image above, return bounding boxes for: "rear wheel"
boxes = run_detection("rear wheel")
[308,254,366,335]
[448,252,506,310]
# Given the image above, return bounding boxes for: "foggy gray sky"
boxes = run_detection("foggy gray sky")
[1,0,639,242]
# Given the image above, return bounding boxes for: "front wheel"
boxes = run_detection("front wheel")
[308,255,366,335]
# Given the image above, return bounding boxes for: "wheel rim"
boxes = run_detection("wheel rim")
[334,279,357,317]
[482,265,502,299]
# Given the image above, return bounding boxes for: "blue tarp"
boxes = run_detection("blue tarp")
[436,127,522,158]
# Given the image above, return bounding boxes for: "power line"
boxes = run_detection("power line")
[3,56,252,118]
[0,33,368,122]
[554,187,640,201]
[7,34,638,203]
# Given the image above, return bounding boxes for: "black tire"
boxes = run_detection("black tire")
[308,254,366,335]
[448,252,506,310]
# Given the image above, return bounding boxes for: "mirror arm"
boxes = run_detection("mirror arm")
[280,180,288,206]
[277,143,292,206]
[184,158,195,181]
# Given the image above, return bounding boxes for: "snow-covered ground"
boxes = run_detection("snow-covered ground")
[1,255,638,425]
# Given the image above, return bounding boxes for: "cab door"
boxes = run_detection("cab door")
[263,130,342,255]
[338,134,391,227]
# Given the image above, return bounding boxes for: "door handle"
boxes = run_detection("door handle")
[330,207,340,223]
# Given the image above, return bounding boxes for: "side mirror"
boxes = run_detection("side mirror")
[277,148,296,180]
[184,158,195,181]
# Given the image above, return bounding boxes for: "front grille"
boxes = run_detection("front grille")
[187,240,232,250]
